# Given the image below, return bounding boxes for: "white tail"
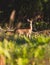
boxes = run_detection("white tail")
[9,10,16,28]
[15,19,33,38]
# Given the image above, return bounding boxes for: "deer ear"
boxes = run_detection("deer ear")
[27,19,30,22]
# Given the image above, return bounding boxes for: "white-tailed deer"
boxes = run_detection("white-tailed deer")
[15,19,33,38]
[9,10,16,29]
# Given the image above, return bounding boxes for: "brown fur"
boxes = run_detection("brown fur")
[15,19,33,37]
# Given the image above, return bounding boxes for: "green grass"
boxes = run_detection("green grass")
[0,33,50,65]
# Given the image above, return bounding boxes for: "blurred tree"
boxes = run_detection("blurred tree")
[0,0,50,30]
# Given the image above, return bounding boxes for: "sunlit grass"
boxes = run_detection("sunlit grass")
[0,33,50,65]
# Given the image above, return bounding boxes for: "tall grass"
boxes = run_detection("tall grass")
[0,34,50,65]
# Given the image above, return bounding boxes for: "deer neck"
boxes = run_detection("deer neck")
[30,21,32,31]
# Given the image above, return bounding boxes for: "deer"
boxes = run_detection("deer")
[15,19,33,38]
[4,10,16,35]
[9,10,16,29]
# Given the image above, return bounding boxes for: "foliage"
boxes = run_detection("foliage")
[33,21,50,31]
[0,34,50,65]
[0,0,50,64]
[0,0,50,29]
